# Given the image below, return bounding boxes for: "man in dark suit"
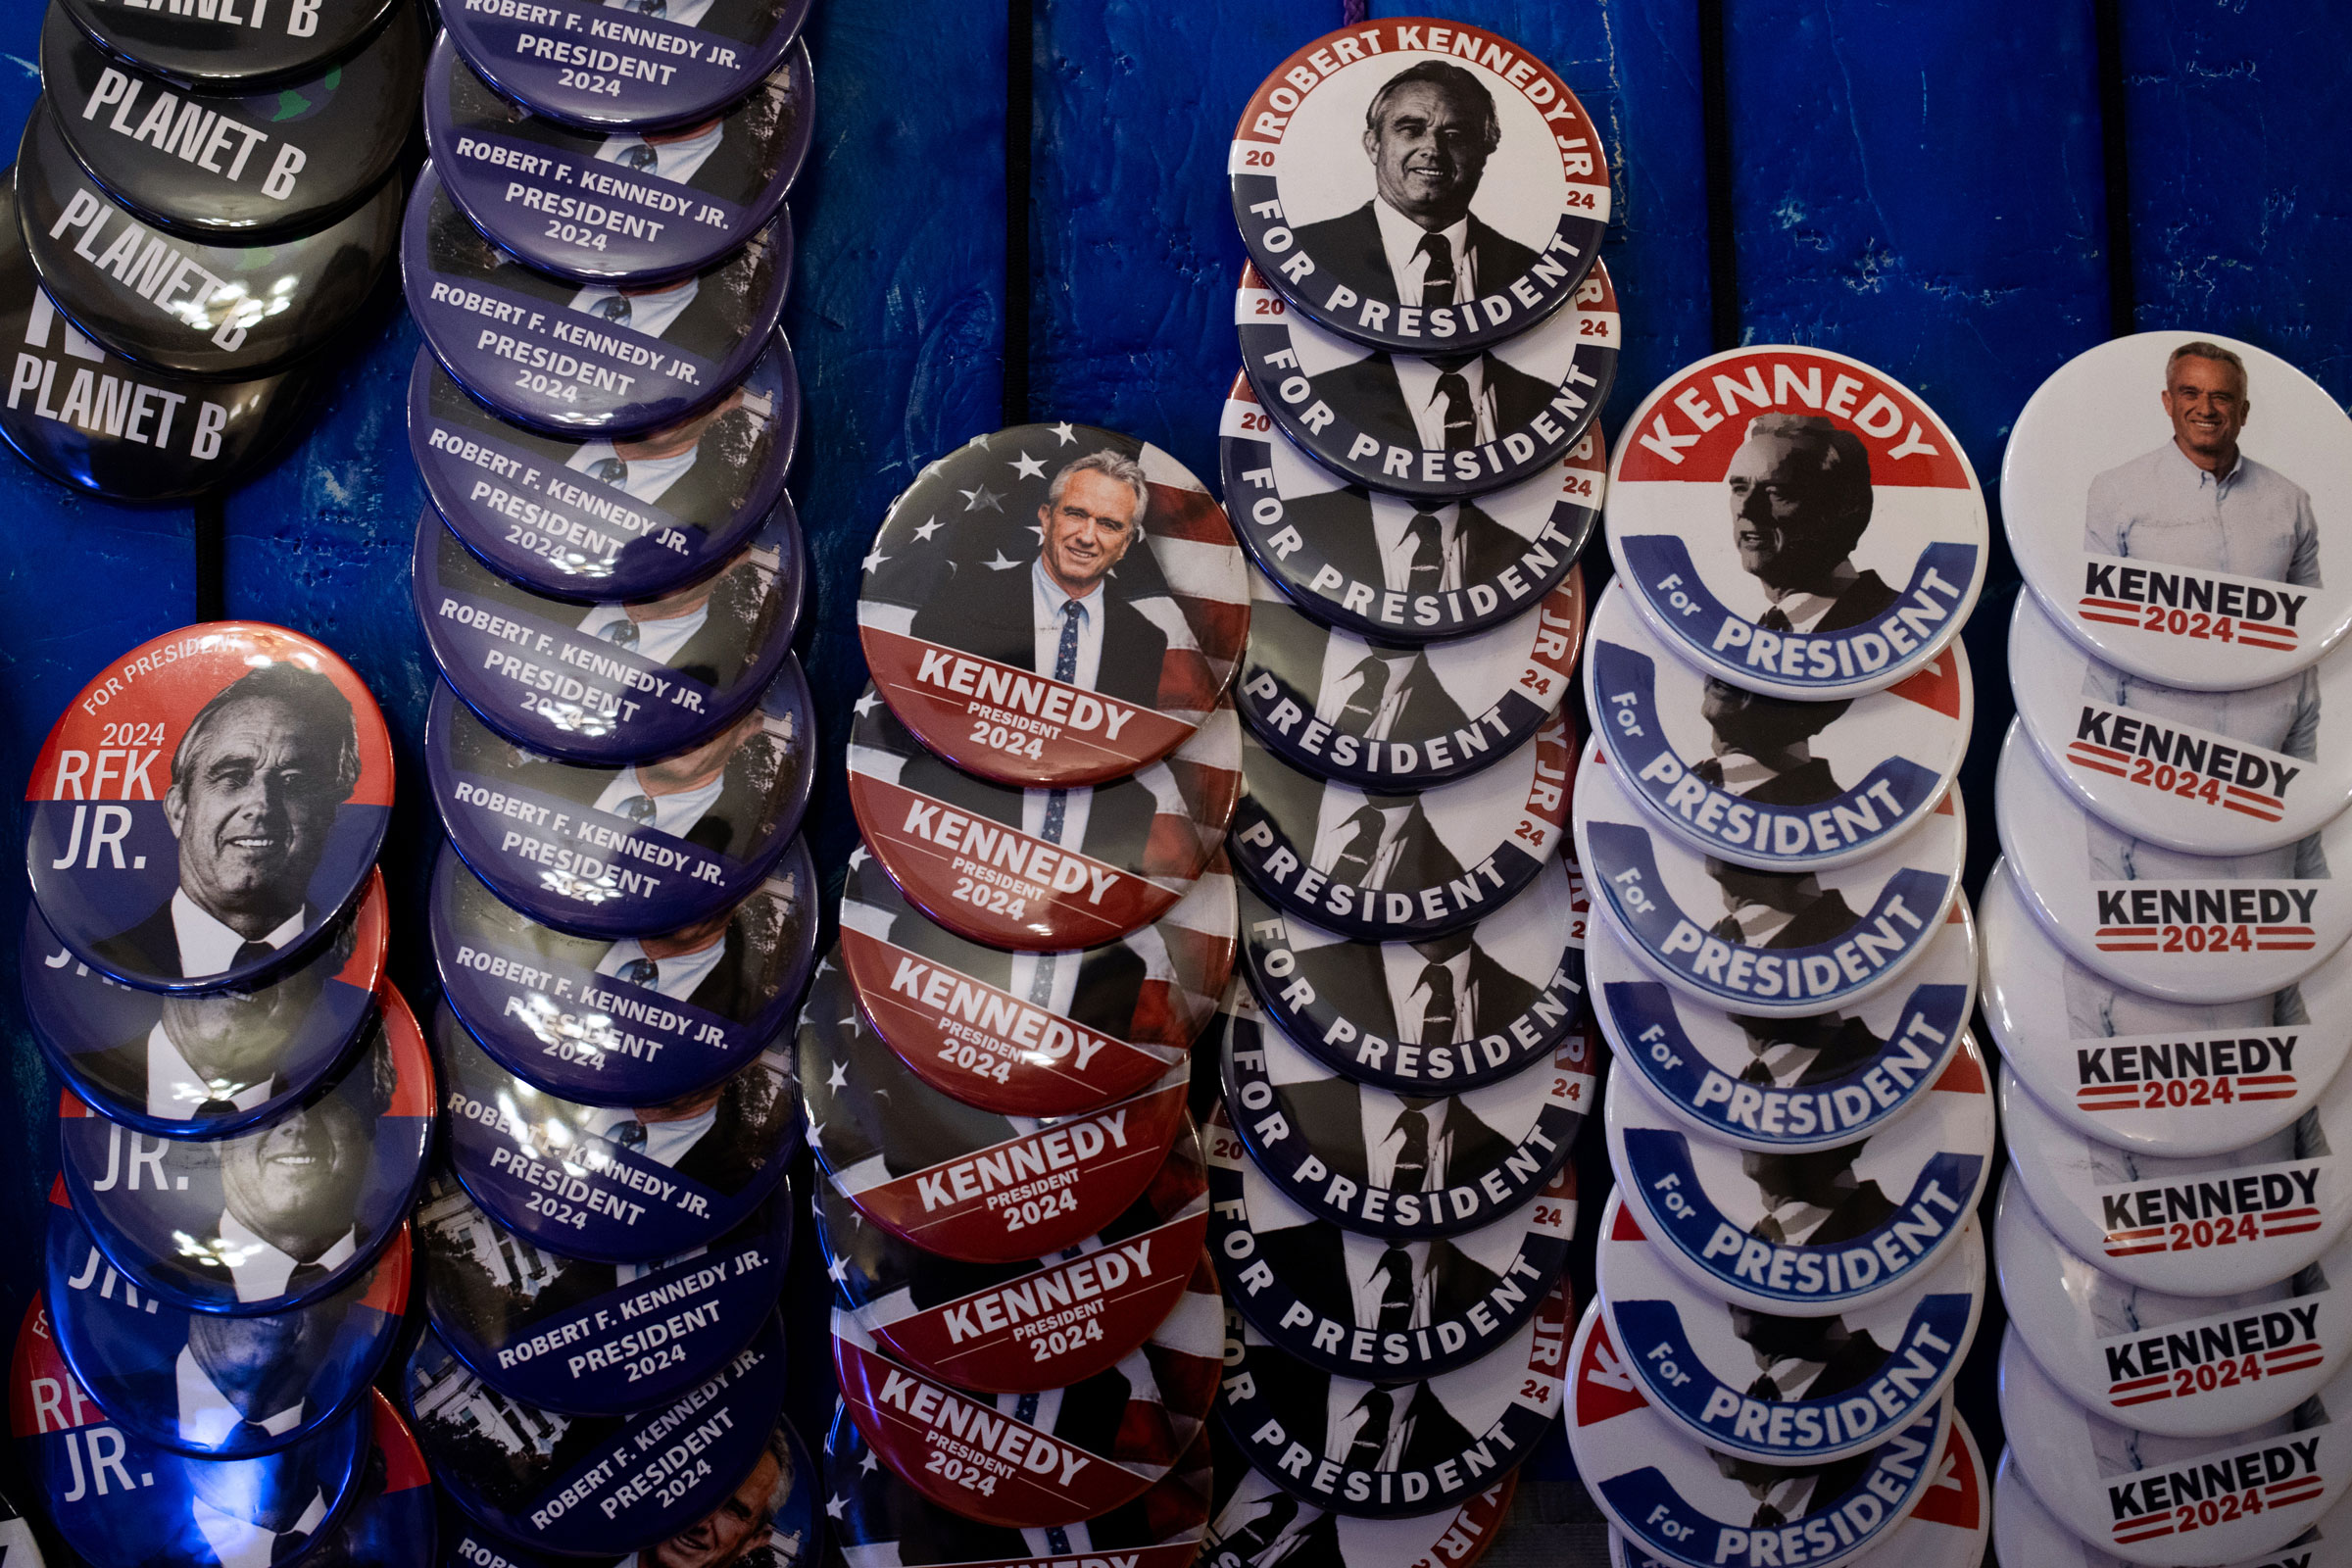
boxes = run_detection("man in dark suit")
[1706,860,1862,953]
[1726,1305,1887,1404]
[170,1298,350,1450]
[1272,1081,1513,1196]
[1279,488,1531,602]
[1243,755,1461,896]
[1291,926,1542,1048]
[89,941,336,1121]
[1726,1010,1889,1091]
[181,1431,332,1565]
[1693,681,1850,808]
[874,871,1152,1036]
[1740,1143,1896,1250]
[188,1086,378,1305]
[590,68,801,207]
[602,1053,794,1198]
[573,548,779,691]
[890,709,1163,876]
[1726,414,1897,634]
[1244,1353,1474,1478]
[1308,347,1552,455]
[1209,1490,1342,1568]
[1711,1449,1875,1533]
[630,1425,799,1568]
[1248,1222,1500,1335]
[1247,608,1469,746]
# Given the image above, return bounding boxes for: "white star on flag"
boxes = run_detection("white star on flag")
[913,516,944,542]
[859,1448,880,1474]
[825,1494,848,1521]
[1052,422,1077,444]
[860,548,888,571]
[855,690,880,716]
[848,846,869,868]
[805,1118,824,1150]
[1009,452,1046,479]
[828,1060,848,1091]
[960,485,1004,513]
[985,550,1021,571]
[826,1253,849,1284]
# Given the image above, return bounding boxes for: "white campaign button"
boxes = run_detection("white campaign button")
[2002,332,2352,691]
[1576,736,1966,1019]
[1584,579,1972,871]
[1994,1442,2352,1568]
[1998,1058,2352,1297]
[1995,1172,2352,1439]
[1980,857,2352,1156]
[1998,1324,2352,1565]
[1995,720,2352,1004]
[2009,589,2352,856]
[1603,1036,1993,1316]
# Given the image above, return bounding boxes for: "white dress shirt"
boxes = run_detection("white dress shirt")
[1370,498,1465,592]
[1031,558,1108,690]
[567,276,699,343]
[176,1347,304,1449]
[595,120,724,186]
[566,442,698,506]
[587,1101,718,1168]
[1361,1095,1451,1192]
[595,934,726,1004]
[147,1024,277,1120]
[217,1211,358,1305]
[1313,641,1418,741]
[171,894,305,979]
[2084,440,2323,587]
[602,0,716,26]
[1380,945,1476,1046]
[576,600,709,667]
[1372,199,1476,306]
[1390,354,1496,451]
[594,764,725,838]
[190,1490,327,1568]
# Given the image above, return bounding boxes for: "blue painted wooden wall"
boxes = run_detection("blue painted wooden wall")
[1,0,2343,1556]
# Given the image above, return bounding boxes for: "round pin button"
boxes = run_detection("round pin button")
[1995,718,2352,1004]
[416,1171,791,1417]
[1992,1440,2352,1568]
[438,1000,800,1265]
[25,623,394,996]
[12,1294,369,1568]
[55,0,403,92]
[416,502,804,765]
[2009,586,2352,857]
[1237,258,1617,502]
[1978,856,2352,1156]
[799,959,1193,1264]
[1219,978,1594,1240]
[1583,578,1973,871]
[1206,1457,1518,1568]
[858,422,1249,788]
[1577,736,1966,1019]
[848,686,1242,953]
[1606,346,1987,702]
[817,1118,1210,1394]
[424,32,811,283]
[444,0,809,130]
[0,1488,38,1568]
[1995,1171,2352,1439]
[838,841,1235,1118]
[1229,710,1575,944]
[322,1394,436,1568]
[1588,888,1976,1152]
[1218,371,1602,644]
[1605,1032,1993,1316]
[1204,1101,1574,1382]
[411,341,802,604]
[1237,560,1584,789]
[44,1180,408,1458]
[426,658,813,937]
[1596,1188,1984,1465]
[60,986,432,1315]
[24,869,388,1139]
[430,840,816,1107]
[2003,332,2352,692]
[406,165,793,437]
[41,4,419,242]
[1998,1056,2352,1297]
[1236,853,1588,1097]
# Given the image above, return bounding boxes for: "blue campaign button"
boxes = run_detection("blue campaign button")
[438,1001,801,1264]
[443,0,811,131]
[323,1395,437,1568]
[405,164,793,437]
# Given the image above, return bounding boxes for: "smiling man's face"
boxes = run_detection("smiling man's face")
[1364,79,1492,230]
[166,697,344,938]
[2163,353,2250,473]
[220,1093,368,1253]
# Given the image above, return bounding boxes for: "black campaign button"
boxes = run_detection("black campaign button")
[444,0,811,131]
[406,163,792,436]
[58,986,433,1315]
[56,0,404,92]
[24,869,388,1139]
[423,30,810,283]
[41,4,419,242]
[1236,258,1615,503]
[1205,1456,1518,1568]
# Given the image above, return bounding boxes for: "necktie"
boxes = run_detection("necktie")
[282,1260,330,1298]
[1233,1495,1300,1565]
[1758,607,1794,633]
[1752,1503,1788,1530]
[1740,1056,1777,1087]
[1329,805,1388,884]
[229,1415,283,1452]
[596,296,632,325]
[1345,1390,1393,1471]
[1338,657,1392,737]
[1375,1246,1414,1333]
[619,956,659,988]
[610,1120,648,1152]
[1434,368,1477,450]
[1754,1212,1788,1245]
[1390,1107,1430,1191]
[195,1098,239,1116]
[270,1530,313,1566]
[1036,600,1082,869]
[231,939,274,971]
[1416,232,1456,307]
[620,143,659,172]
[601,619,640,652]
[589,457,628,486]
[631,0,664,13]
[613,794,658,825]
[1404,512,1446,590]
[1416,961,1457,1045]
[1746,1371,1782,1401]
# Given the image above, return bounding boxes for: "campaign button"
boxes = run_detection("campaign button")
[41,3,419,242]
[799,958,1192,1264]
[43,1179,407,1459]
[838,840,1235,1118]
[1219,371,1602,644]
[423,31,810,283]
[425,656,813,938]
[1566,1297,1948,1568]
[1214,1278,1570,1520]
[416,500,804,765]
[444,0,809,130]
[1229,709,1575,944]
[320,1394,435,1568]
[58,986,432,1315]
[55,0,404,91]
[405,1313,790,1557]
[1992,1439,2352,1568]
[1588,887,1975,1152]
[1237,852,1587,1096]
[438,999,800,1265]
[1219,977,1593,1240]
[858,422,1248,788]
[1205,1457,1517,1568]
[1978,856,2352,1157]
[1204,1100,1574,1382]
[0,1484,38,1568]
[1577,736,1965,1018]
[1584,577,1972,871]
[430,839,815,1107]
[816,1116,1210,1394]
[1604,1031,1993,1316]
[1995,1171,2352,1439]
[11,1293,369,1568]
[1995,718,2352,1004]
[2003,332,2352,692]
[2000,1324,2352,1565]
[1238,558,1583,789]
[406,164,792,437]
[1997,1054,2352,1297]
[848,685,1241,953]
[416,1169,790,1417]
[410,339,801,604]
[1606,346,1987,702]
[24,622,394,996]
[1595,1188,1983,1465]
[2009,586,2352,857]
[832,1291,1220,1532]
[24,869,388,1139]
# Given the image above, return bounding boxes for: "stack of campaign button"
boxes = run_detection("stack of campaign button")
[1987,331,2352,1561]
